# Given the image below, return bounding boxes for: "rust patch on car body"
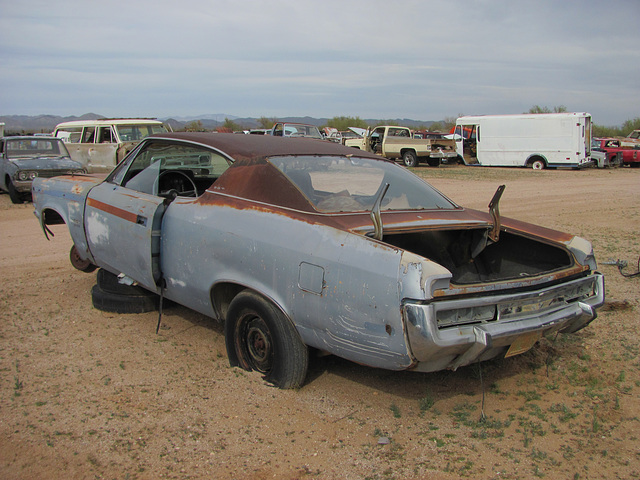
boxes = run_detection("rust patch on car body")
[86,197,139,224]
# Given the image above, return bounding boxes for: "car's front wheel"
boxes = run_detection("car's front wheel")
[225,290,308,389]
[7,179,23,204]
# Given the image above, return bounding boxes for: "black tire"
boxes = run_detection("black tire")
[531,158,546,170]
[225,290,308,389]
[96,268,154,296]
[91,284,159,314]
[427,157,441,167]
[402,151,418,167]
[70,245,98,273]
[7,179,23,204]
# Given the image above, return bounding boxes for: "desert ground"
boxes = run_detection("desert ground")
[1,165,639,480]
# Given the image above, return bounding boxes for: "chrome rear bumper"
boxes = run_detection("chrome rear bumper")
[403,273,605,372]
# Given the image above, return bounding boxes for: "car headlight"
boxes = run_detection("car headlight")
[18,171,38,181]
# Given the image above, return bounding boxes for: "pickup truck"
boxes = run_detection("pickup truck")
[344,125,457,167]
[590,138,623,168]
[593,137,640,168]
[621,129,640,148]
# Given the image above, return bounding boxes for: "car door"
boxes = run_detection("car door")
[85,183,165,291]
[84,140,167,290]
[84,126,119,173]
[84,138,231,292]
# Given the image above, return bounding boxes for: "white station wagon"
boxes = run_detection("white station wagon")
[53,119,170,173]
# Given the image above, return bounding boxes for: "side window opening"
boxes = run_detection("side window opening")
[56,127,82,143]
[119,142,232,198]
[98,127,115,143]
[82,127,96,143]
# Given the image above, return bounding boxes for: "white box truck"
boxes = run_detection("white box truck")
[454,113,593,169]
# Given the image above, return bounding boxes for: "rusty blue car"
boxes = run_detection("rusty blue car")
[32,133,604,388]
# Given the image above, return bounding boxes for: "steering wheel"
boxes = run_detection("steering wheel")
[157,170,198,198]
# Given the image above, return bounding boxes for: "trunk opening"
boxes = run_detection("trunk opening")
[386,229,573,285]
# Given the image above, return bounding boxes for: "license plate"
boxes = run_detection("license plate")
[505,331,542,358]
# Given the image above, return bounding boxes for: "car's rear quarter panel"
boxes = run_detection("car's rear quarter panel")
[160,201,416,369]
[32,175,102,259]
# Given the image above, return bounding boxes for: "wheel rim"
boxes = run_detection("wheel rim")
[70,245,92,271]
[238,315,273,373]
[403,153,415,166]
[532,161,544,170]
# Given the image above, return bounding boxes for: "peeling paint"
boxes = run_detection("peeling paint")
[86,211,110,245]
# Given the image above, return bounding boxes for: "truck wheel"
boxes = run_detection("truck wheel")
[402,151,418,167]
[427,157,441,167]
[70,245,98,272]
[7,179,23,204]
[225,290,308,389]
[531,159,546,170]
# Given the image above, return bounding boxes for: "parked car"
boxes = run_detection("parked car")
[53,118,170,173]
[590,138,622,168]
[32,133,604,389]
[0,136,85,204]
[621,129,640,147]
[322,127,342,143]
[593,137,640,168]
[270,122,324,139]
[345,125,457,167]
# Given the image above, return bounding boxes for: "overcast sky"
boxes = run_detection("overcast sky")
[1,0,638,126]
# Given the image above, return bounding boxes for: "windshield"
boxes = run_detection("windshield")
[284,124,323,139]
[6,138,70,159]
[115,124,168,142]
[269,155,457,213]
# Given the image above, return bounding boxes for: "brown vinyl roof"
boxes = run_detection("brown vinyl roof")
[149,132,382,163]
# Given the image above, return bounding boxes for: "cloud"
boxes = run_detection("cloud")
[1,0,639,125]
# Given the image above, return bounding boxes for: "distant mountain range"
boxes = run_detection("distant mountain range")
[0,113,435,134]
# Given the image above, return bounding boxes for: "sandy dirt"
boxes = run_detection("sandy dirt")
[1,165,639,479]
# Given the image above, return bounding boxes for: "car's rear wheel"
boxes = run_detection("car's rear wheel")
[70,245,98,272]
[225,290,308,389]
[402,151,418,167]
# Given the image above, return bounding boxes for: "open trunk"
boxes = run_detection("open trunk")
[385,229,573,285]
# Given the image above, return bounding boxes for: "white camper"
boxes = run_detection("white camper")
[454,113,593,169]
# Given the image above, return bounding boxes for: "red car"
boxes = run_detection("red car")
[594,137,640,168]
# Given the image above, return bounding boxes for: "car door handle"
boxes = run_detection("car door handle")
[136,215,147,226]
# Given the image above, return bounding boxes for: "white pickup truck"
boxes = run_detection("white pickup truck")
[345,125,457,167]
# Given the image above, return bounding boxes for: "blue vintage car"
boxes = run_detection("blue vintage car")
[32,133,604,388]
[0,136,85,203]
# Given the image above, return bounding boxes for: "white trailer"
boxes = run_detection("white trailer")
[454,113,593,169]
